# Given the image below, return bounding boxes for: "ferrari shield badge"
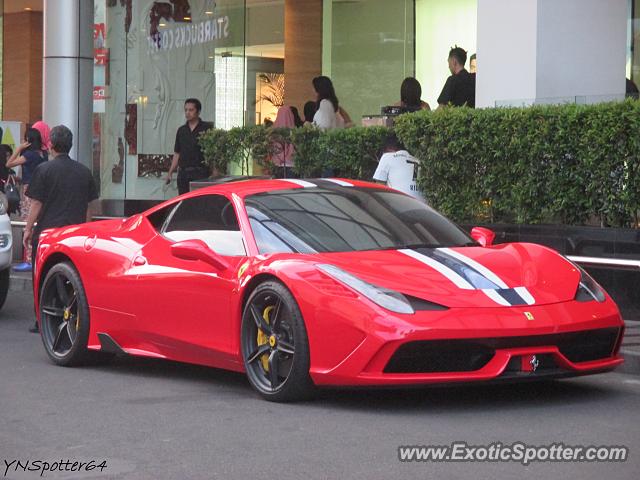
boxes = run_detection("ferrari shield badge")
[238,261,249,278]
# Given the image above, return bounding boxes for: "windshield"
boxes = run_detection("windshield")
[245,187,474,254]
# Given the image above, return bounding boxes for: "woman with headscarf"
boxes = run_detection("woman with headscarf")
[271,105,298,179]
[32,121,51,152]
[6,128,48,272]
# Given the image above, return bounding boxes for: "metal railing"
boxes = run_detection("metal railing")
[566,256,640,271]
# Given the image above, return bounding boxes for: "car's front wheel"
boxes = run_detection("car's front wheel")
[39,262,92,366]
[241,280,314,402]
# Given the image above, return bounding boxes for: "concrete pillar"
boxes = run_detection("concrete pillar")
[476,0,627,108]
[43,0,93,167]
[284,0,323,111]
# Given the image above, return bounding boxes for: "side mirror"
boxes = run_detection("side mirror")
[470,227,496,247]
[170,239,230,271]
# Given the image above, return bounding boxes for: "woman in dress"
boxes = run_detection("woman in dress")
[7,128,48,272]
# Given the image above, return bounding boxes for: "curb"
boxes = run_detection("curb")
[619,349,640,376]
[9,273,32,292]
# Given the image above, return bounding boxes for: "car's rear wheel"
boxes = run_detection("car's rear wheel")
[39,262,93,366]
[241,280,314,402]
[0,266,9,310]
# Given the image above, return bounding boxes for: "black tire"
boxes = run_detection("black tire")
[241,280,315,402]
[39,262,94,366]
[0,267,9,310]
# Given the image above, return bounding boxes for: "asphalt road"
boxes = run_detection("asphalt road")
[1,289,639,480]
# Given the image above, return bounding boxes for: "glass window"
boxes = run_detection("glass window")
[163,194,245,256]
[246,1,284,127]
[246,206,313,254]
[165,195,239,232]
[94,0,288,199]
[629,0,640,86]
[415,0,477,108]
[245,187,474,254]
[322,0,415,124]
[147,204,176,231]
[96,0,248,202]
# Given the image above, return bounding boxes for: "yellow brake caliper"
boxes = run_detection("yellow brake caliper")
[257,306,274,372]
[63,308,79,331]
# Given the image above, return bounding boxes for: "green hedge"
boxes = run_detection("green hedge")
[199,124,390,178]
[395,100,640,226]
[200,100,640,228]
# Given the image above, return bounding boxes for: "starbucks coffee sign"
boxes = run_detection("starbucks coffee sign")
[147,16,231,52]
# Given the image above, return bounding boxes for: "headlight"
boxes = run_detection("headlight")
[317,264,414,314]
[574,268,606,303]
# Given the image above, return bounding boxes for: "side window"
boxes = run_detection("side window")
[162,194,246,256]
[147,203,177,232]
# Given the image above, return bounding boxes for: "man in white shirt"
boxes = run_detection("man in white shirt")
[373,133,425,201]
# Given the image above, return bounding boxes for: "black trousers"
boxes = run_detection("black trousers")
[31,231,40,312]
[177,166,209,195]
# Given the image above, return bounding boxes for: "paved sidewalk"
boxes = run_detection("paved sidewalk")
[9,267,31,292]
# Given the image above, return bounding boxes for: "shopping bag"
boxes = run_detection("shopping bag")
[4,175,20,214]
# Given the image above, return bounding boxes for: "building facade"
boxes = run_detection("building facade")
[1,0,639,208]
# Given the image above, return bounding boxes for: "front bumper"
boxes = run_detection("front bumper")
[308,300,624,386]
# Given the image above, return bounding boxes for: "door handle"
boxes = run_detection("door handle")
[133,255,147,266]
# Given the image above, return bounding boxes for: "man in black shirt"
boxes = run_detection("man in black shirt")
[437,46,476,108]
[24,125,98,332]
[165,98,212,195]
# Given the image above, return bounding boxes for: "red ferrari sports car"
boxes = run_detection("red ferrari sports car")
[34,179,624,401]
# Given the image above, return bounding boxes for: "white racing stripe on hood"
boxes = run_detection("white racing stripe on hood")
[279,179,317,188]
[438,247,509,289]
[399,248,537,307]
[439,247,536,306]
[482,289,511,306]
[514,286,536,305]
[398,248,474,290]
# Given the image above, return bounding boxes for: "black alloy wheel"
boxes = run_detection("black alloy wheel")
[39,262,93,366]
[241,280,314,402]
